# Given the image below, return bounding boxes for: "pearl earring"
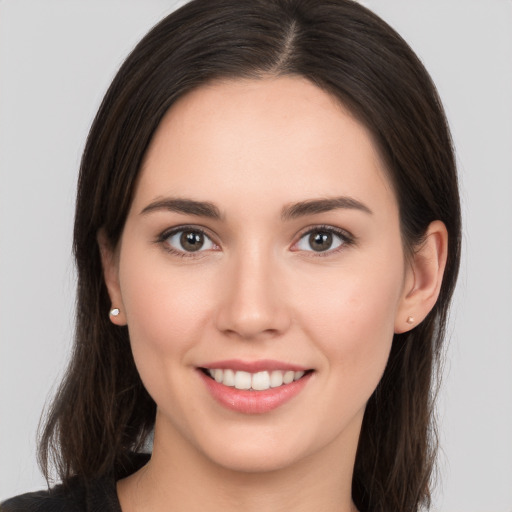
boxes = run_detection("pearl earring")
[406,316,414,324]
[110,308,120,317]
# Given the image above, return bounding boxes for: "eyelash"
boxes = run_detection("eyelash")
[155,225,218,258]
[155,224,355,258]
[293,225,355,257]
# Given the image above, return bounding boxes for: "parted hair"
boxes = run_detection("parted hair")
[38,1,461,511]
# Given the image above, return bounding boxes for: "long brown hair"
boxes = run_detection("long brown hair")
[39,1,461,510]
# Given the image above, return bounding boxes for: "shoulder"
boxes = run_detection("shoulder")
[0,475,118,512]
[0,482,86,512]
[1,453,150,512]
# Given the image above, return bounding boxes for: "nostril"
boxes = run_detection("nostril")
[215,304,292,340]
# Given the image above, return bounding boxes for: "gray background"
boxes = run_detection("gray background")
[1,1,511,510]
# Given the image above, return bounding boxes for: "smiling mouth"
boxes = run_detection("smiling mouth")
[200,368,312,391]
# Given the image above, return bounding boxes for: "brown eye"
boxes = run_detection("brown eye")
[164,229,215,253]
[296,228,346,253]
[309,232,333,252]
[180,231,205,252]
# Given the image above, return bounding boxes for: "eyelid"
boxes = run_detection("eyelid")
[291,224,355,254]
[154,223,355,257]
[155,224,220,256]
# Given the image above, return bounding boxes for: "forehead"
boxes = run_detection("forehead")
[134,76,396,216]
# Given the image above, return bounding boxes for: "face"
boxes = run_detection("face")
[105,77,413,474]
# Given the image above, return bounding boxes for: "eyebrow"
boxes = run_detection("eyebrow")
[281,196,372,220]
[140,195,372,221]
[140,198,222,219]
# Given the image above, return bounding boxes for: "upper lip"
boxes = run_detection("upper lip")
[199,359,310,373]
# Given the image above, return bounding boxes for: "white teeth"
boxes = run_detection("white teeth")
[234,371,252,390]
[251,371,270,391]
[270,370,283,388]
[206,368,307,391]
[223,368,235,386]
[283,370,294,384]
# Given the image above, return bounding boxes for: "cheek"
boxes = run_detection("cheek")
[117,247,216,361]
[116,249,221,422]
[297,249,405,381]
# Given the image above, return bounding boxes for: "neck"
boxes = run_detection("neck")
[117,411,361,512]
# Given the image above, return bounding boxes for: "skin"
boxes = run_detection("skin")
[100,76,447,512]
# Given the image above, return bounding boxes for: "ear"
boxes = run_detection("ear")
[97,229,127,326]
[395,220,448,333]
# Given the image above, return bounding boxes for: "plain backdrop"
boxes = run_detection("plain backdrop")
[1,1,511,510]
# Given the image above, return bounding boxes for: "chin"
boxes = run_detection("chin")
[201,439,307,474]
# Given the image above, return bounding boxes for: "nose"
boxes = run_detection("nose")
[214,247,291,340]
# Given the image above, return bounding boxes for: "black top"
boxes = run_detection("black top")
[1,454,150,512]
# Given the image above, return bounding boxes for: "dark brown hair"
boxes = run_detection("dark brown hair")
[39,1,461,511]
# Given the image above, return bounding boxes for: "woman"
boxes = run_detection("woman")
[2,0,461,511]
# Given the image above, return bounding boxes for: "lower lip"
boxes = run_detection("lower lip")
[198,370,312,414]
